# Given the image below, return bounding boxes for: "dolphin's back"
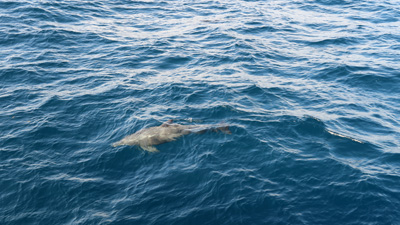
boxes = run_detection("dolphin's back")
[136,125,187,146]
[112,121,230,151]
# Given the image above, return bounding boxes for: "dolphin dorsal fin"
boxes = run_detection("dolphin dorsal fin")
[161,119,174,127]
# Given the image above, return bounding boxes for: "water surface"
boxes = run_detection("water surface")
[1,0,400,224]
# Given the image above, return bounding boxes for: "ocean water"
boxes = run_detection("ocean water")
[1,0,400,224]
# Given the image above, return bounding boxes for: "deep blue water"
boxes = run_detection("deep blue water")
[1,0,400,224]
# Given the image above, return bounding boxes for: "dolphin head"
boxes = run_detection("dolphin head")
[112,141,122,147]
[112,133,140,147]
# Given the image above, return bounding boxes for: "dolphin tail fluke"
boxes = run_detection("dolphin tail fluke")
[217,125,231,134]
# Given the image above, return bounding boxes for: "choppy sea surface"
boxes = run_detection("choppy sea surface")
[1,0,400,224]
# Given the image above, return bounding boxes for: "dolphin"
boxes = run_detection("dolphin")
[112,120,231,152]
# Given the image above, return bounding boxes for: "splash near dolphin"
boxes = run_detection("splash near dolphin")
[112,120,231,152]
